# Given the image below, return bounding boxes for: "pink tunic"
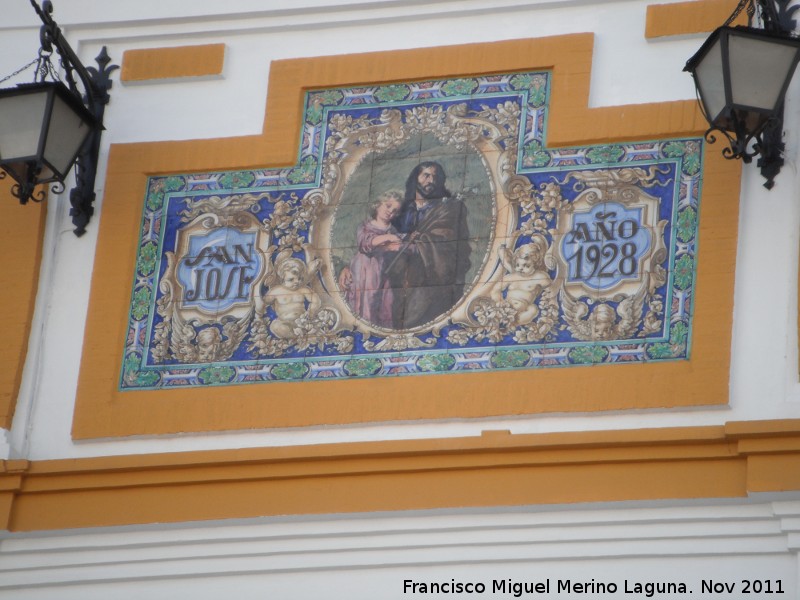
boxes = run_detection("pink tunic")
[346,220,397,328]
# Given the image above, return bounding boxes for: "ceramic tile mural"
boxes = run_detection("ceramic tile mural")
[121,71,702,390]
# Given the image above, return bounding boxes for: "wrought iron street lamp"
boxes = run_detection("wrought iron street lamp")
[684,0,800,189]
[0,0,117,235]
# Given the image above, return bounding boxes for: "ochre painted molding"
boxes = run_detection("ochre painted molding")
[74,33,740,439]
[646,0,747,39]
[0,181,46,429]
[121,44,226,82]
[0,460,27,531]
[2,421,799,531]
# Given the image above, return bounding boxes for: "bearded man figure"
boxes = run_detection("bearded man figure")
[386,161,472,329]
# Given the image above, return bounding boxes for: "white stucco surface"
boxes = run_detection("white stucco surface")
[2,497,800,599]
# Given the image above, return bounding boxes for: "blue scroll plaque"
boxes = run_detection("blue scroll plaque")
[176,227,262,313]
[561,202,651,290]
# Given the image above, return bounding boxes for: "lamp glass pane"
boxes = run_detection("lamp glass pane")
[43,91,94,177]
[728,34,800,110]
[0,91,48,163]
[693,36,727,122]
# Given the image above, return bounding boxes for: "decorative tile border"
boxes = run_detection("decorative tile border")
[120,70,702,390]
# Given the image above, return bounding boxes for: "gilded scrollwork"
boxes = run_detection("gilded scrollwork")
[153,103,674,364]
[559,284,649,342]
[314,97,514,348]
[150,196,272,364]
[362,333,439,352]
[449,235,561,346]
[151,295,253,364]
[125,71,701,389]
[552,167,669,342]
[243,246,352,358]
[179,192,265,223]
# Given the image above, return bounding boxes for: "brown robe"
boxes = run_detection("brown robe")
[385,197,471,328]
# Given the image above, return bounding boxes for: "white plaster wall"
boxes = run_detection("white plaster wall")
[1,0,799,460]
[1,497,799,599]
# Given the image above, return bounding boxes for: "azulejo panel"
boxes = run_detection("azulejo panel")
[121,71,702,390]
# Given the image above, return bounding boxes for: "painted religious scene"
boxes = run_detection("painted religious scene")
[121,71,702,389]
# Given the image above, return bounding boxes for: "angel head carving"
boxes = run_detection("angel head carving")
[196,327,224,362]
[560,283,647,342]
[276,257,308,290]
[513,235,548,275]
[590,304,617,340]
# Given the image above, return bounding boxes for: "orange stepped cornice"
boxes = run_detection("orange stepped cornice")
[74,34,738,439]
[2,420,800,531]
[646,0,747,39]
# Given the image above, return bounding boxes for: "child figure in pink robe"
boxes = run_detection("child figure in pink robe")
[346,190,404,328]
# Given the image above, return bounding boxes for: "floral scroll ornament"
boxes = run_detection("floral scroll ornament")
[142,84,690,382]
[152,194,272,364]
[247,247,354,358]
[151,294,253,364]
[447,166,671,349]
[553,167,670,344]
[121,71,703,391]
[448,177,564,346]
[152,184,355,365]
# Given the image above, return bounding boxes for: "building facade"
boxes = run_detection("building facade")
[1,0,800,598]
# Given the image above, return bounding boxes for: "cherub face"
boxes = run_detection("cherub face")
[198,344,217,361]
[514,251,536,275]
[282,269,302,290]
[377,198,401,223]
[196,329,221,360]
[593,305,616,337]
[595,321,613,337]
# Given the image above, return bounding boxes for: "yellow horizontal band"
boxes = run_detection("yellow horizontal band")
[121,44,226,82]
[74,33,738,439]
[0,179,46,429]
[646,0,747,39]
[3,420,800,531]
